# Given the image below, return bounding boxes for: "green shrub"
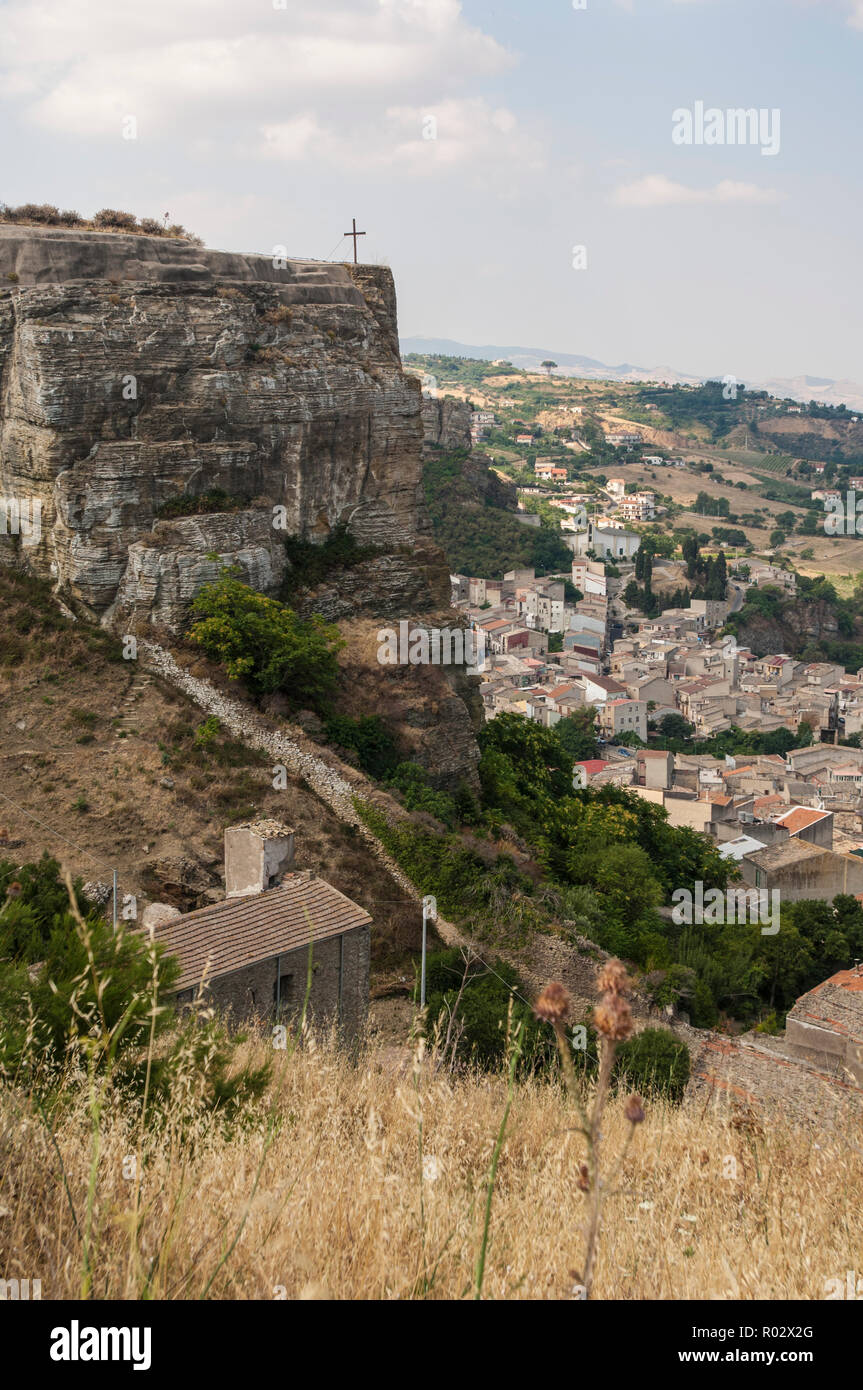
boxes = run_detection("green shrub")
[280,525,381,598]
[323,714,400,780]
[387,761,457,824]
[0,853,97,963]
[156,488,250,519]
[615,1029,691,1103]
[193,715,221,749]
[189,566,344,710]
[422,949,553,1073]
[690,977,719,1029]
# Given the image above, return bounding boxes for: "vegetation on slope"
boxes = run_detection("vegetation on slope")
[423,449,573,577]
[189,566,344,709]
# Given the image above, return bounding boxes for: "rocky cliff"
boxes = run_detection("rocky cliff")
[420,395,472,452]
[0,226,441,631]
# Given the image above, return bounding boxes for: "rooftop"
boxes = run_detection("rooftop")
[773,806,832,834]
[788,967,863,1040]
[744,839,828,871]
[156,874,372,992]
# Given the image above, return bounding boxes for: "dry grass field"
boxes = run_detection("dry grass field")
[3,1024,861,1301]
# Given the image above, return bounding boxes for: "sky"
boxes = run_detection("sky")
[1,0,862,384]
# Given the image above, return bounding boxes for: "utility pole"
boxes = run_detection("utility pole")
[421,895,437,1007]
[343,217,366,264]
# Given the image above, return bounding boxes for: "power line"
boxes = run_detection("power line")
[0,788,117,875]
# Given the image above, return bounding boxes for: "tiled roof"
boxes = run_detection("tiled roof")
[156,874,371,991]
[774,806,831,834]
[585,675,627,694]
[789,968,863,1036]
[744,839,826,870]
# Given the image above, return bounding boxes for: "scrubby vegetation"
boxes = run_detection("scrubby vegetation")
[0,856,269,1126]
[156,489,250,519]
[421,949,553,1073]
[0,567,123,669]
[423,450,573,577]
[280,525,383,599]
[0,203,201,242]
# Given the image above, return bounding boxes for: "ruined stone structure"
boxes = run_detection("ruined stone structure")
[786,966,863,1087]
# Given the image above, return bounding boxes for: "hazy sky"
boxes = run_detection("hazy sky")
[1,0,861,383]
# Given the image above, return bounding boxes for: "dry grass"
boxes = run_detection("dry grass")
[2,1028,860,1301]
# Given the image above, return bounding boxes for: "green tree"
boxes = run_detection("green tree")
[658,713,693,741]
[555,706,600,761]
[189,566,344,709]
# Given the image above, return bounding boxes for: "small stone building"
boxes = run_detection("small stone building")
[785,966,863,1088]
[156,821,371,1040]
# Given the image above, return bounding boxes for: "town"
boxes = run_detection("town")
[460,552,863,906]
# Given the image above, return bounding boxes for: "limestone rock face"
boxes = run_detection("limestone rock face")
[421,396,472,452]
[0,227,427,631]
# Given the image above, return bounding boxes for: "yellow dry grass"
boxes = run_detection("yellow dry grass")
[2,1031,861,1301]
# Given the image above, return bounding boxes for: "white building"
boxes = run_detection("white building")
[620,492,655,522]
[571,558,608,598]
[571,521,641,560]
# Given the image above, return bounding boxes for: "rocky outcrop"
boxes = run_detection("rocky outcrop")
[734,599,840,658]
[461,451,518,509]
[420,395,472,452]
[0,227,430,632]
[292,545,451,624]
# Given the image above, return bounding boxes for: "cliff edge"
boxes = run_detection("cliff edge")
[0,226,441,630]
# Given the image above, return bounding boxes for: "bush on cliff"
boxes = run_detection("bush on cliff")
[189,567,344,710]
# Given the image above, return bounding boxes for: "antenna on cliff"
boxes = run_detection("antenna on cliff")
[343,217,366,264]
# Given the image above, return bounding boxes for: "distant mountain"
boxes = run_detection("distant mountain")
[400,337,863,413]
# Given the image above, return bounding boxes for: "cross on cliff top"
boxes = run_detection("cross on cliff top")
[343,217,366,264]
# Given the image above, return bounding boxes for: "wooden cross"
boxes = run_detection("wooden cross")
[343,217,366,264]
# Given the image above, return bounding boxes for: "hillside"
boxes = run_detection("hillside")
[407,354,863,592]
[0,567,443,976]
[402,336,863,413]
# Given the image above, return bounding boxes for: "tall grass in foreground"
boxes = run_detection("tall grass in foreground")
[2,1020,861,1300]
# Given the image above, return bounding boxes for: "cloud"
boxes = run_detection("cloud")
[0,0,524,172]
[613,174,784,206]
[258,97,542,175]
